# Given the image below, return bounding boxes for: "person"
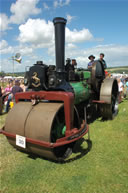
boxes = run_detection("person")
[125,79,128,99]
[72,59,77,70]
[0,86,2,97]
[1,82,12,111]
[65,58,72,81]
[99,53,107,69]
[6,80,23,112]
[65,58,71,70]
[20,79,26,92]
[0,86,3,115]
[4,82,12,94]
[87,55,95,69]
[118,78,124,103]
[123,79,127,98]
[12,80,23,97]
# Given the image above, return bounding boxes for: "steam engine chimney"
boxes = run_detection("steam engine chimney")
[53,17,67,74]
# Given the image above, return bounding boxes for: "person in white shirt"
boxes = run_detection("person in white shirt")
[118,78,123,103]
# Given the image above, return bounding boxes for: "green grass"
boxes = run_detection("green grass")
[107,66,128,74]
[0,100,128,193]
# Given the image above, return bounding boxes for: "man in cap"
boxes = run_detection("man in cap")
[99,53,107,69]
[87,55,95,69]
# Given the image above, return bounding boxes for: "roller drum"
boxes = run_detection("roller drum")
[4,102,67,160]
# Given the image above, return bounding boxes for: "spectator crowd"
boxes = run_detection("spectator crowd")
[0,79,26,114]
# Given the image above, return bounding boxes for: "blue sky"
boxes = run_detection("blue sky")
[0,0,128,72]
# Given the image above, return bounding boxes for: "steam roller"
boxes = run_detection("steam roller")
[1,17,119,161]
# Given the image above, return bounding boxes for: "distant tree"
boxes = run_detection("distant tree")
[0,71,5,77]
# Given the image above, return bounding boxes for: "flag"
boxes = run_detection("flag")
[15,57,22,63]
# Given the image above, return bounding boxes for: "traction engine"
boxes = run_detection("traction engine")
[1,17,118,160]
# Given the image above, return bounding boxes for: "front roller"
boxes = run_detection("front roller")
[3,100,85,160]
[100,78,118,119]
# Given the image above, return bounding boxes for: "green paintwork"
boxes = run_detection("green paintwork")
[83,71,91,79]
[52,122,66,141]
[62,125,66,135]
[52,71,91,138]
[76,71,91,79]
[70,81,90,104]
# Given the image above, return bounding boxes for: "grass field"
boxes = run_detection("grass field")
[107,66,128,74]
[0,100,128,193]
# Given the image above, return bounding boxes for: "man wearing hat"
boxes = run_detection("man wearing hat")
[88,55,95,69]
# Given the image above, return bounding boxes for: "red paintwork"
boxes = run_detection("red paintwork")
[1,123,88,148]
[15,91,74,135]
[92,100,106,104]
[1,91,89,149]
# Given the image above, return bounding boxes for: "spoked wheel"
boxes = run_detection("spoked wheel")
[111,94,118,117]
[51,105,80,159]
[100,95,118,119]
[100,78,118,119]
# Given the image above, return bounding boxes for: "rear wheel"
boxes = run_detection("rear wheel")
[100,78,118,119]
[100,97,118,119]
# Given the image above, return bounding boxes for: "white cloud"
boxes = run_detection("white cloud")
[66,27,93,43]
[0,58,13,72]
[0,40,13,54]
[18,18,93,49]
[0,13,10,31]
[0,40,34,58]
[0,57,26,73]
[20,46,33,56]
[18,19,54,47]
[9,0,41,24]
[69,44,128,68]
[44,43,128,68]
[48,43,77,57]
[67,43,77,49]
[53,1,58,8]
[1,42,128,72]
[66,14,75,24]
[0,40,8,49]
[15,45,34,56]
[48,45,55,56]
[0,44,35,72]
[43,2,50,10]
[53,0,70,8]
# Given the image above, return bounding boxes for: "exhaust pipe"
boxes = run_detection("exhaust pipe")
[53,17,67,73]
[52,17,72,92]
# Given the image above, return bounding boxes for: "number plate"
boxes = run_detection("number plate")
[16,135,26,148]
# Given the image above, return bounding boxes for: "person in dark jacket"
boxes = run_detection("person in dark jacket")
[11,80,23,97]
[99,53,107,69]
